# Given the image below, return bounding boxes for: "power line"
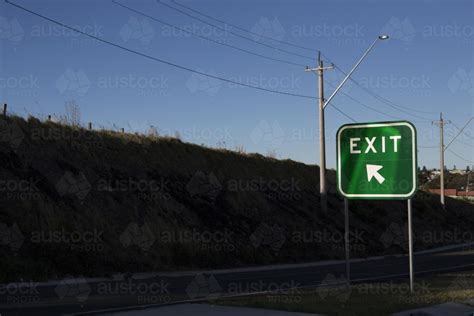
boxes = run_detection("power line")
[169,0,319,53]
[113,0,306,68]
[452,121,474,140]
[158,0,436,122]
[309,72,356,122]
[324,76,432,123]
[445,117,474,150]
[328,101,357,122]
[5,0,318,100]
[334,65,435,121]
[157,0,315,62]
[447,148,474,164]
[324,79,430,123]
[323,60,437,120]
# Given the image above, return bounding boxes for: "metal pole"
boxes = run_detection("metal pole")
[344,198,350,287]
[318,53,327,213]
[467,172,470,193]
[440,113,445,209]
[323,37,385,109]
[407,199,414,293]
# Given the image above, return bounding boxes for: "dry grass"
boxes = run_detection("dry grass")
[217,271,474,316]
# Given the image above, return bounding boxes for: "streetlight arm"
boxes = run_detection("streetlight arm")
[323,37,382,109]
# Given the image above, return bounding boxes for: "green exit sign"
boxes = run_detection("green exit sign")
[336,121,418,200]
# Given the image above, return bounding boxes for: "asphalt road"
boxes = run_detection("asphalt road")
[2,245,474,316]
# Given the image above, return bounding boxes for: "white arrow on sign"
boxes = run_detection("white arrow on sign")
[366,164,385,184]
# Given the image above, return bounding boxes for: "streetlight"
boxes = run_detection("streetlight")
[323,35,390,109]
[306,35,389,214]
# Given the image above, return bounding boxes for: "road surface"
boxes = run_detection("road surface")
[1,245,473,316]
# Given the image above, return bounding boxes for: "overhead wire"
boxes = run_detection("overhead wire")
[149,0,440,121]
[447,148,474,164]
[112,0,307,68]
[156,0,316,61]
[4,0,318,100]
[168,0,320,53]
[319,53,438,120]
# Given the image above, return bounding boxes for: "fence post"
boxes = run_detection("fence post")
[88,122,92,130]
[3,104,7,117]
[47,115,52,121]
[121,128,125,134]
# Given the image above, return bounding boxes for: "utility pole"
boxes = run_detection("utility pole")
[467,172,470,193]
[433,113,450,209]
[305,36,389,213]
[306,53,333,213]
[318,53,327,213]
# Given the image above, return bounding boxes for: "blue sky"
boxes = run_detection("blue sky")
[1,0,473,169]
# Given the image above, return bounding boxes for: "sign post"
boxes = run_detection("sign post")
[407,199,414,293]
[336,121,417,292]
[344,198,350,288]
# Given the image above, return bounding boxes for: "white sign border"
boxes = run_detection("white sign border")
[337,121,417,199]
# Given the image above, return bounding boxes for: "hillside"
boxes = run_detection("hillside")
[1,116,474,283]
